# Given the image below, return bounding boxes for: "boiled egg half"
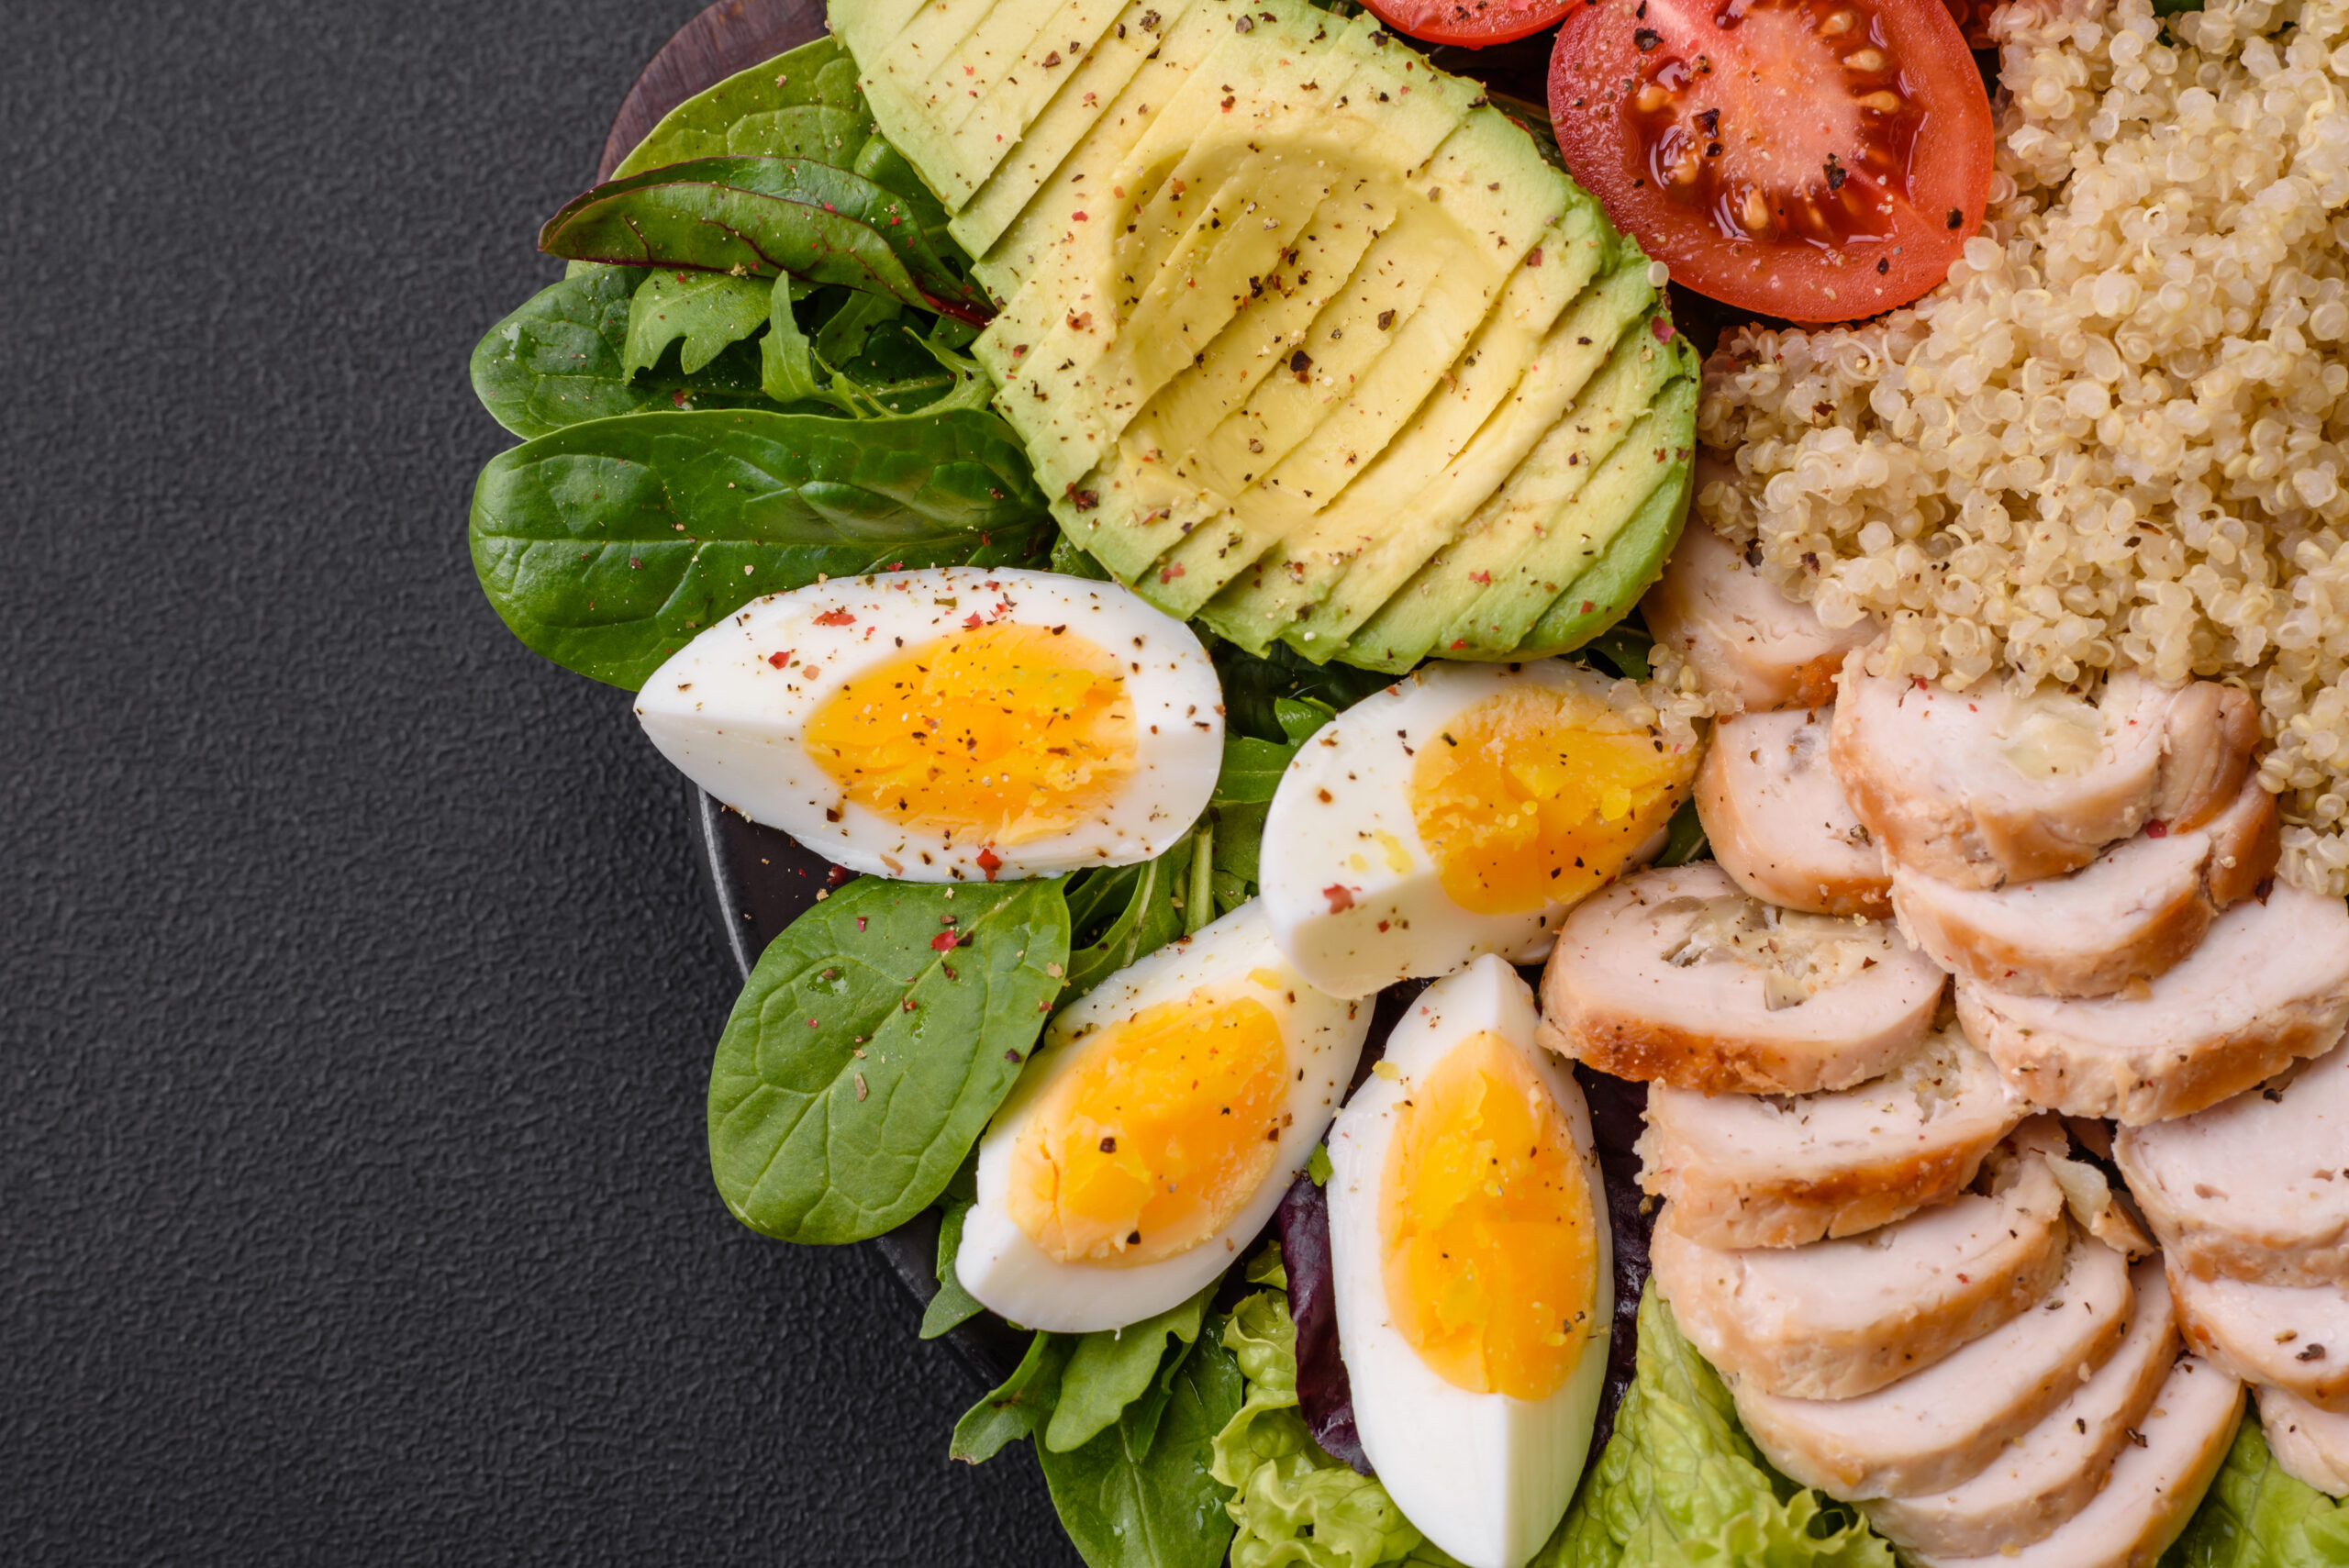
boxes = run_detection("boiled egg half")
[635,567,1222,881]
[1260,661,1698,997]
[957,902,1369,1332]
[1327,955,1610,1568]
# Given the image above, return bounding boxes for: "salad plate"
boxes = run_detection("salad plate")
[461,0,2349,1559]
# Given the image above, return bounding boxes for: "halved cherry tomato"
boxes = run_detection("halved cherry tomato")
[1364,0,1576,48]
[1548,0,1993,322]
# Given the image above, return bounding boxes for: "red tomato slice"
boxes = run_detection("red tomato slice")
[1364,0,1575,48]
[1548,0,1993,322]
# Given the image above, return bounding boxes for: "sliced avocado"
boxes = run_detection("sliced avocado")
[993,24,1378,494]
[838,0,1698,669]
[1521,437,1694,654]
[832,0,936,81]
[957,0,1229,281]
[1232,233,1648,651]
[997,152,1340,497]
[1078,173,1427,590]
[1437,342,1696,654]
[861,0,1006,159]
[922,0,1133,204]
[1010,25,1470,522]
[1135,104,1571,615]
[974,2,1350,385]
[1346,339,1693,670]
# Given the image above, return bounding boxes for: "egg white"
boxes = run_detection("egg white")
[1326,955,1612,1568]
[1261,660,1661,998]
[633,567,1223,881]
[957,902,1370,1332]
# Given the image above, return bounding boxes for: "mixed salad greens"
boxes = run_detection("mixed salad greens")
[462,16,2349,1568]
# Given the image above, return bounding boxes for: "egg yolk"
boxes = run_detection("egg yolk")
[802,622,1137,845]
[1408,687,1690,915]
[1378,1030,1597,1400]
[1008,991,1288,1265]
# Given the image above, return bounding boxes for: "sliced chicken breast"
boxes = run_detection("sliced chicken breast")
[1956,882,2349,1125]
[2259,1385,2349,1497]
[1650,1125,2069,1400]
[1642,517,1876,713]
[1641,1024,2028,1250]
[1892,774,2279,999]
[1539,863,1945,1096]
[1903,1357,2243,1568]
[1864,1261,2178,1557]
[1831,655,2259,890]
[1736,1234,2134,1499]
[1698,706,1893,917]
[2170,1267,2349,1413]
[2115,1036,2349,1287]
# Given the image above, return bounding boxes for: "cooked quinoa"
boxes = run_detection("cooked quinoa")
[1693,0,2349,893]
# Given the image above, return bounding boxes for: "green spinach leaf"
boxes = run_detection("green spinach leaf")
[469,406,1052,689]
[1052,532,1115,582]
[954,1330,1076,1464]
[469,268,785,439]
[1214,737,1302,806]
[624,269,772,379]
[1040,1319,1246,1568]
[1047,1285,1218,1454]
[612,38,866,177]
[920,1199,986,1340]
[1274,695,1337,744]
[539,156,989,323]
[706,877,1069,1245]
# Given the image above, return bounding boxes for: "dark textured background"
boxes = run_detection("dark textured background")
[1,3,1078,1561]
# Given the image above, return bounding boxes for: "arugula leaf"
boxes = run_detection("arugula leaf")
[1215,639,1394,746]
[1059,833,1194,1001]
[469,269,785,439]
[919,1199,985,1340]
[468,406,1052,689]
[953,1330,1075,1464]
[624,269,772,379]
[1540,1284,1893,1568]
[539,156,989,323]
[2159,1411,2349,1568]
[611,38,865,177]
[1040,1321,1246,1568]
[814,288,904,368]
[1048,1285,1218,1454]
[706,877,1068,1245]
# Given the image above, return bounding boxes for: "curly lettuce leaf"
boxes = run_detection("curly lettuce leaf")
[2160,1410,2349,1568]
[1208,1285,1455,1568]
[1540,1284,1893,1568]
